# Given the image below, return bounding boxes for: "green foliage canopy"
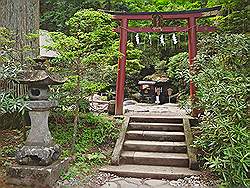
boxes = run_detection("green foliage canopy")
[47,10,142,109]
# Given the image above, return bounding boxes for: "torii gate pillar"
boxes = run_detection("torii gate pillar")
[188,16,197,98]
[115,19,128,115]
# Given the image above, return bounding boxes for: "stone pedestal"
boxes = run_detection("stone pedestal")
[6,158,71,187]
[15,101,60,166]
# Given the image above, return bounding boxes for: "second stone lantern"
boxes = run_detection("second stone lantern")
[15,59,66,166]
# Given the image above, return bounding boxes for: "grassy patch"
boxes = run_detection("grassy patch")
[49,111,121,180]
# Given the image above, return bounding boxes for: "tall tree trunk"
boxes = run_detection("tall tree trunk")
[0,0,40,135]
[0,0,40,57]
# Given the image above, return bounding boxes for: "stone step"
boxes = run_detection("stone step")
[121,151,189,167]
[126,130,185,141]
[100,164,200,180]
[124,140,187,153]
[130,116,183,124]
[128,122,184,132]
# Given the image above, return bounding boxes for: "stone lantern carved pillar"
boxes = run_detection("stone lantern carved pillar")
[16,101,60,166]
[15,60,66,166]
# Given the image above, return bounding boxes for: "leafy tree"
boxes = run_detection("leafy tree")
[40,0,103,32]
[207,0,249,33]
[0,27,38,135]
[47,10,115,152]
[47,9,141,152]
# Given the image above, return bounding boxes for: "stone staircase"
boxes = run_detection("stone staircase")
[100,116,200,179]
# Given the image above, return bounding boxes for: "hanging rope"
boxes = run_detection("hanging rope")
[118,24,197,33]
[116,25,198,51]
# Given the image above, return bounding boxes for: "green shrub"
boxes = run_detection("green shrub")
[166,52,190,109]
[50,111,119,155]
[193,33,250,187]
[49,111,120,179]
[0,27,35,129]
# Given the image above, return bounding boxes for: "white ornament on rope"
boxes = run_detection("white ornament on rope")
[135,33,140,45]
[172,33,178,45]
[160,34,165,46]
[149,34,152,45]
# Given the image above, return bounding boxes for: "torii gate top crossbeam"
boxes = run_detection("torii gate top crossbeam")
[105,6,221,20]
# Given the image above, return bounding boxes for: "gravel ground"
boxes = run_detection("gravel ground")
[56,172,220,187]
[56,172,118,187]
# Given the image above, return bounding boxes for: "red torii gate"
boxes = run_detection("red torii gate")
[110,6,221,115]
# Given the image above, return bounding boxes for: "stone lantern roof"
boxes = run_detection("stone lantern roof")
[17,69,66,86]
[17,57,66,86]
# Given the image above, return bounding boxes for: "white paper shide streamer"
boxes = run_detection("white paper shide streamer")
[160,34,165,46]
[172,33,178,44]
[135,33,140,45]
[149,34,152,45]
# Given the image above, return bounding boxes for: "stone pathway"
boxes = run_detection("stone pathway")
[101,177,170,188]
[123,101,189,117]
[57,172,219,187]
[100,175,219,188]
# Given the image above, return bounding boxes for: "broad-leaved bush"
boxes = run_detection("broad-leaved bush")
[193,33,250,187]
[0,27,29,115]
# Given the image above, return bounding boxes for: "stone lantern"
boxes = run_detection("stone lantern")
[7,59,69,187]
[15,60,66,166]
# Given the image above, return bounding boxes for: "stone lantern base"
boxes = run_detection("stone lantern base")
[6,158,71,187]
[6,100,69,187]
[15,145,61,166]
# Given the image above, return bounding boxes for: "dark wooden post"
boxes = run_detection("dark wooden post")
[187,16,197,98]
[115,18,128,115]
[0,0,40,57]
